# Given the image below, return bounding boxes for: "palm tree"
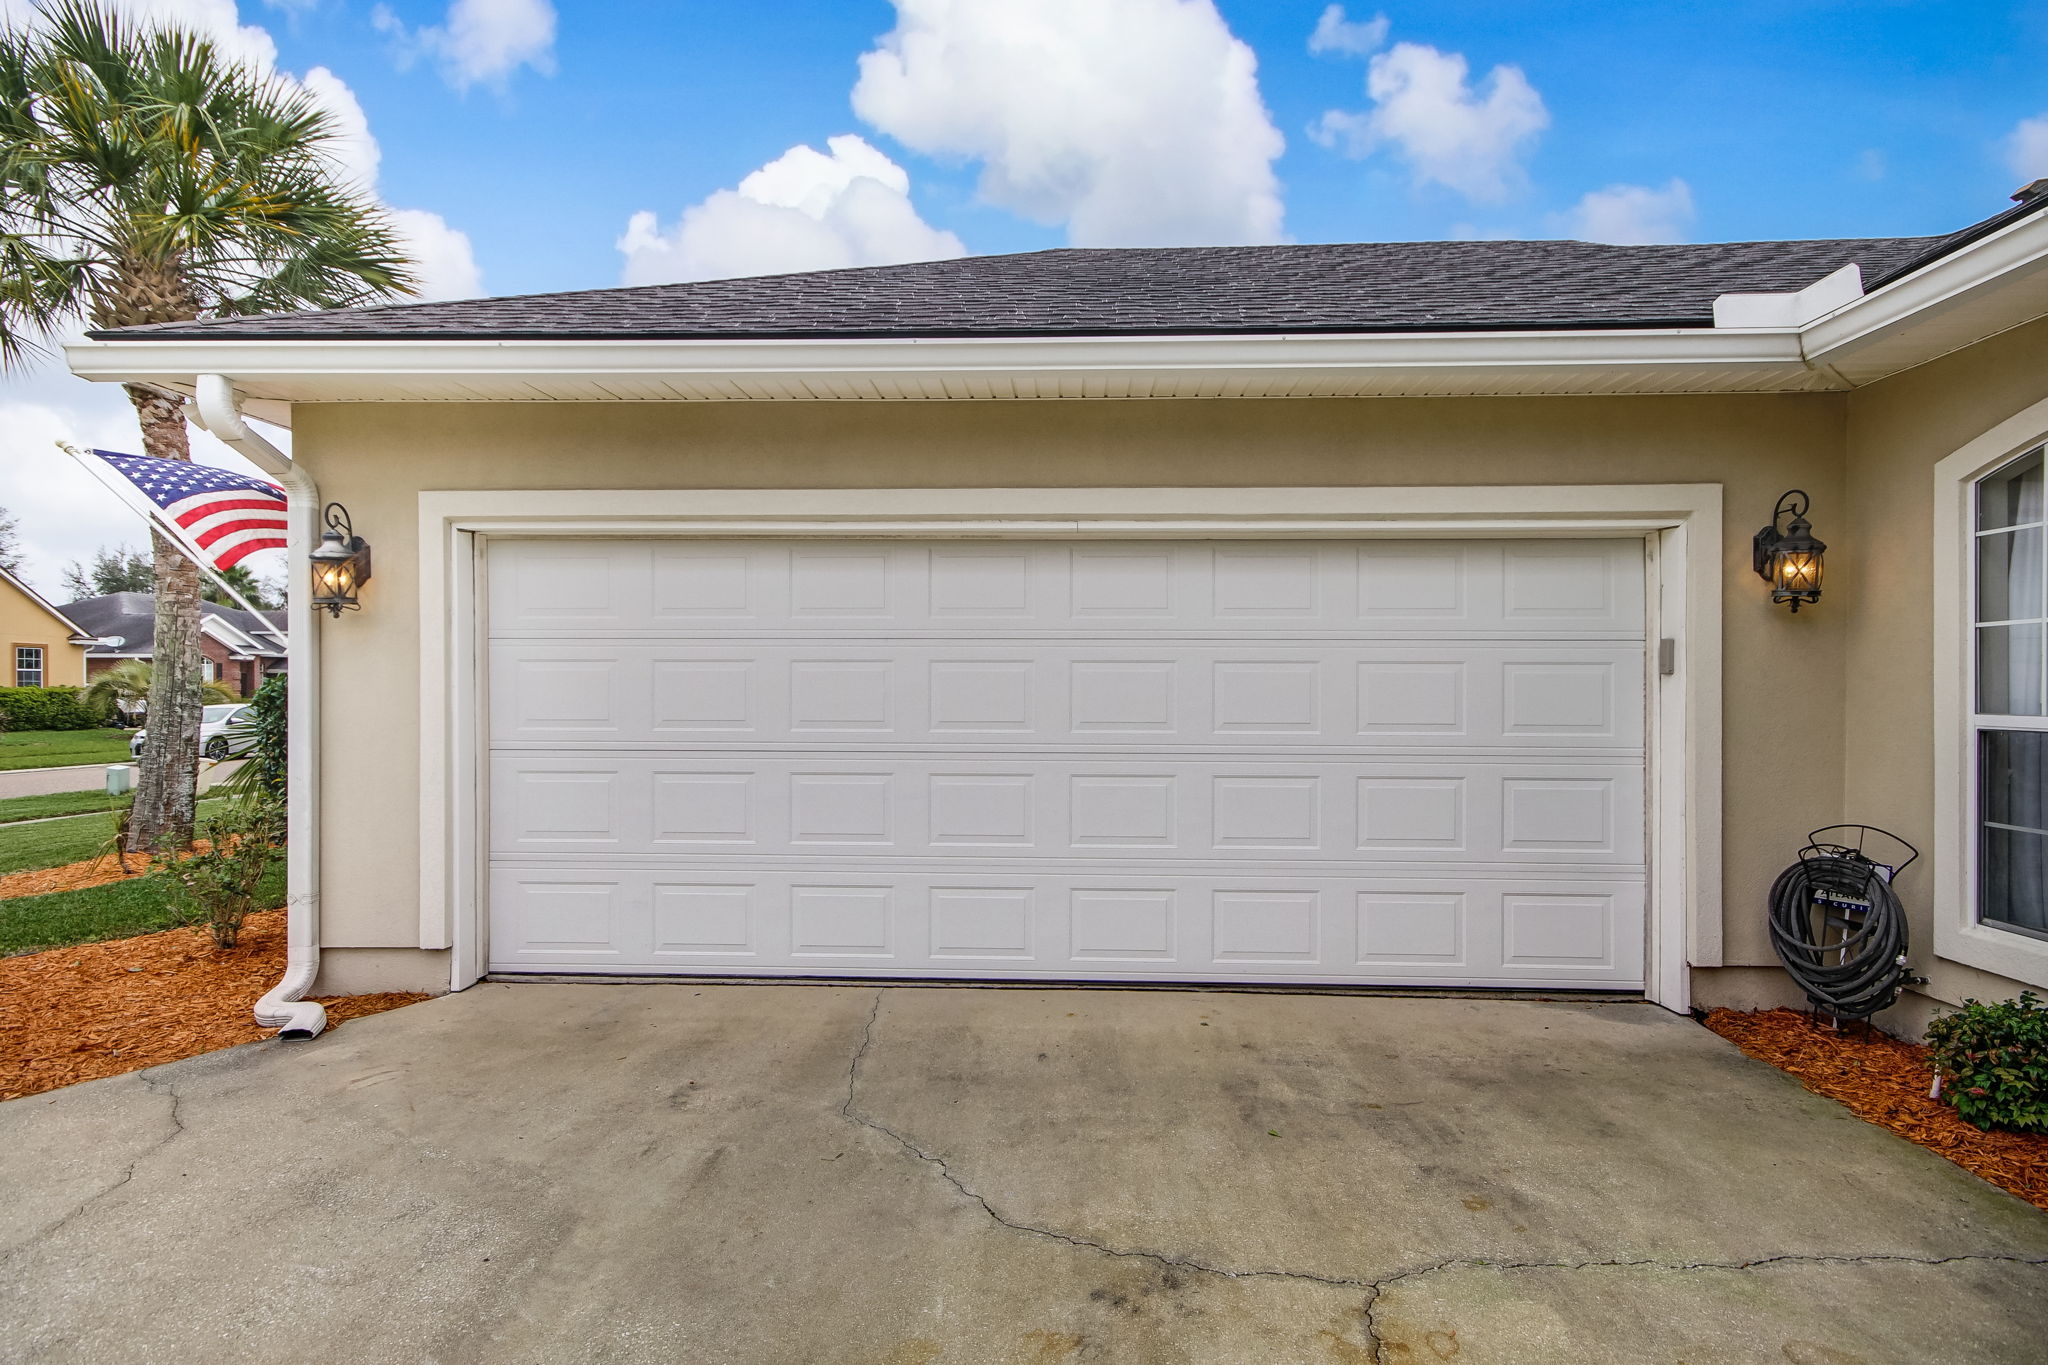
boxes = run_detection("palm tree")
[201,561,278,609]
[84,658,235,726]
[0,1,416,852]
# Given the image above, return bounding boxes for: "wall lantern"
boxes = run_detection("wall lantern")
[309,502,371,616]
[1753,489,1825,612]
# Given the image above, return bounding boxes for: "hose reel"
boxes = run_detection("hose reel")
[1766,826,1917,1022]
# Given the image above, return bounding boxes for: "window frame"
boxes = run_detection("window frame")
[1970,451,2048,942]
[1935,402,2048,985]
[12,644,44,688]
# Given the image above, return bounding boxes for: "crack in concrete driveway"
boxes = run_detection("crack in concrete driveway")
[834,988,2048,1364]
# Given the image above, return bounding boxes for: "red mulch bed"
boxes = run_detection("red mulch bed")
[0,909,427,1101]
[1704,1007,2048,1212]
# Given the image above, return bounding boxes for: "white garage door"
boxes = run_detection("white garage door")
[486,538,1646,988]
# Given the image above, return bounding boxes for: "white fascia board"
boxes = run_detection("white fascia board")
[1803,209,2048,365]
[200,615,266,652]
[63,327,1812,400]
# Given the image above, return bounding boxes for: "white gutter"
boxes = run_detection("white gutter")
[63,325,1820,400]
[62,211,2048,405]
[1802,205,2048,367]
[193,374,325,1040]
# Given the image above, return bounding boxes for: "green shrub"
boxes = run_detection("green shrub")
[1926,992,2048,1133]
[216,675,286,806]
[154,797,285,949]
[0,685,105,731]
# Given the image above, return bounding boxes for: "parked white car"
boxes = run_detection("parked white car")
[130,703,255,761]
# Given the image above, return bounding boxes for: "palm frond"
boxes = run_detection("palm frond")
[0,0,423,362]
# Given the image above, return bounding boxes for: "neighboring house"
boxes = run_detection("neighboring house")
[64,188,2048,1041]
[58,592,287,698]
[0,566,93,688]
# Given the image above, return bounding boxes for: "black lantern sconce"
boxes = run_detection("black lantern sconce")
[1753,489,1825,612]
[309,503,371,616]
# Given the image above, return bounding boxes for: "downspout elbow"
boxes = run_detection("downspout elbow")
[195,375,326,1041]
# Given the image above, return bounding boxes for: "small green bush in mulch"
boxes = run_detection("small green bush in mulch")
[1927,992,2048,1133]
[153,798,285,950]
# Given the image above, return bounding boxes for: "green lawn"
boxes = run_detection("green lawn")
[0,811,125,876]
[0,729,133,771]
[0,790,134,825]
[0,797,235,876]
[0,862,284,956]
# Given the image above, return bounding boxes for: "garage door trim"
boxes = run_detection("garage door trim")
[418,485,1721,1010]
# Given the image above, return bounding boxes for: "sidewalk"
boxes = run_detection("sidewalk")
[0,760,243,801]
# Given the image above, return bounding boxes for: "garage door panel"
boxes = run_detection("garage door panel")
[486,865,1643,985]
[487,642,1644,750]
[489,540,1644,639]
[487,538,1647,987]
[492,753,1643,868]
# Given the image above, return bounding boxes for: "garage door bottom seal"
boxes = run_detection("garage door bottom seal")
[482,972,1645,1003]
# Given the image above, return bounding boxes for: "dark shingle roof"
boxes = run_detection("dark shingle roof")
[91,200,2045,344]
[60,593,286,656]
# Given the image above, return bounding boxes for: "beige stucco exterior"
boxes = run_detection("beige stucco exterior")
[288,320,2048,1023]
[1835,314,2048,1028]
[0,573,88,688]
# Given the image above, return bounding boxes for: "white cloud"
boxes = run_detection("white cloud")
[851,0,1285,247]
[294,66,482,298]
[373,0,556,92]
[296,64,381,189]
[0,0,276,63]
[1308,5,1386,57]
[389,208,485,298]
[1564,178,1695,245]
[2007,114,2048,183]
[1313,40,1548,203]
[618,135,965,286]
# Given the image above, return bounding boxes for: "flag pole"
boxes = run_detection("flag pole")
[58,442,287,638]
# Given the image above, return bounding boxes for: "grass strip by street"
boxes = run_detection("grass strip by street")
[0,729,133,772]
[0,797,232,878]
[0,811,127,877]
[0,860,283,956]
[0,789,135,824]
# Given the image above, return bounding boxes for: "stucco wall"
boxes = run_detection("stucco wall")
[294,392,1854,982]
[1839,315,2048,1029]
[0,585,87,687]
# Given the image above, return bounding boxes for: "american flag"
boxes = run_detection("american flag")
[88,449,288,570]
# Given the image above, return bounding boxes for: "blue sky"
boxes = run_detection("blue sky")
[3,0,2046,593]
[286,0,2048,296]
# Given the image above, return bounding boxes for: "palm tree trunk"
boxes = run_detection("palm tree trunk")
[123,383,204,854]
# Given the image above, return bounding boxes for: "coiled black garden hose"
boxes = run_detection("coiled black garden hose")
[1766,826,1915,1019]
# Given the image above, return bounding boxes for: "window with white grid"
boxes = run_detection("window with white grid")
[1974,447,2048,940]
[13,646,42,688]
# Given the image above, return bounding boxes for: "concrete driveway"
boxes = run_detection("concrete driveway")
[3,986,2045,1364]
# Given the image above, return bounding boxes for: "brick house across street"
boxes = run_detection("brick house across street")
[59,592,287,699]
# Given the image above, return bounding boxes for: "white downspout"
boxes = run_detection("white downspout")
[194,374,325,1040]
